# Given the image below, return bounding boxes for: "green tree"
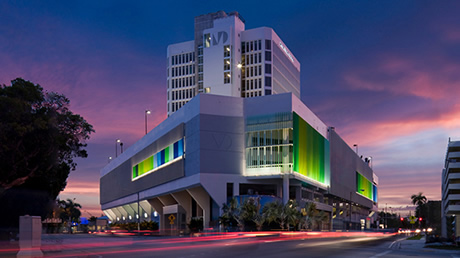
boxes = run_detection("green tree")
[220,197,243,230]
[0,78,94,231]
[58,198,82,233]
[262,201,283,229]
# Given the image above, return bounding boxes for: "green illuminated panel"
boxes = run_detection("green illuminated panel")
[293,113,329,185]
[356,172,376,201]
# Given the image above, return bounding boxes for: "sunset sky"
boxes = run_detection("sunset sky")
[2,1,460,217]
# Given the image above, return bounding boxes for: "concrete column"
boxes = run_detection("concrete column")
[171,191,192,222]
[187,187,210,229]
[110,208,122,222]
[17,215,43,257]
[148,198,165,231]
[233,183,239,197]
[102,209,116,222]
[115,207,128,222]
[283,173,289,204]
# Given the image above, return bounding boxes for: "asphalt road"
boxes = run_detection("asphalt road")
[3,233,460,257]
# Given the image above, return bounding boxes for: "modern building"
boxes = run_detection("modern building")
[100,93,378,232]
[100,11,378,233]
[442,139,460,239]
[167,11,300,117]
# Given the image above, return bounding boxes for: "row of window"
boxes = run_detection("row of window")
[244,91,263,98]
[170,88,195,101]
[246,145,293,167]
[170,101,188,113]
[243,52,262,65]
[224,45,231,84]
[171,65,195,77]
[242,40,261,53]
[171,76,195,89]
[246,129,293,147]
[243,64,273,78]
[241,39,271,54]
[243,78,262,91]
[171,52,195,66]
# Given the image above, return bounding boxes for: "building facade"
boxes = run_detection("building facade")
[167,11,300,117]
[100,93,378,232]
[100,11,378,233]
[442,139,460,239]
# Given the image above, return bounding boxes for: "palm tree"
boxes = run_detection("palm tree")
[262,201,283,229]
[58,198,82,233]
[411,192,427,218]
[283,200,300,230]
[411,192,427,206]
[220,197,242,230]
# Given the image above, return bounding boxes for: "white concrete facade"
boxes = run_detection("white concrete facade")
[166,11,300,117]
[442,139,460,238]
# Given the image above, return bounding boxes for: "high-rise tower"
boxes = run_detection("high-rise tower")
[167,11,300,116]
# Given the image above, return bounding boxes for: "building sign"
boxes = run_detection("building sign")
[279,42,294,63]
[132,138,184,180]
[204,31,229,47]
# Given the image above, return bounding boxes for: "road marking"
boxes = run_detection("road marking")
[388,238,404,249]
[369,250,392,258]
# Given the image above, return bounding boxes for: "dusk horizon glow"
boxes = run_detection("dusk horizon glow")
[2,0,459,218]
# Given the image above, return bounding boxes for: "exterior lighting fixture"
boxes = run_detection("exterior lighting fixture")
[129,215,132,220]
[115,139,121,157]
[227,73,231,77]
[122,216,125,220]
[145,110,151,135]
[144,213,148,218]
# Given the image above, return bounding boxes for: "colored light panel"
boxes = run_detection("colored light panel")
[356,171,377,202]
[293,113,330,185]
[132,138,184,180]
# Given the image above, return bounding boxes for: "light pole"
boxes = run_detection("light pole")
[145,110,151,135]
[353,144,358,154]
[137,192,140,234]
[349,191,352,230]
[120,141,124,154]
[115,139,120,157]
[108,156,112,163]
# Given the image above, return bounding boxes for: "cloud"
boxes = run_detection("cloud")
[344,55,460,101]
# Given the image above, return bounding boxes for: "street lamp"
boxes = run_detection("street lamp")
[108,156,112,163]
[353,144,358,154]
[145,110,151,135]
[115,139,120,157]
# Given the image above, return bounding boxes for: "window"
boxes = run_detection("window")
[258,40,262,51]
[265,51,271,61]
[265,40,271,50]
[265,76,271,87]
[241,42,246,54]
[265,64,271,74]
[224,45,231,57]
[172,56,175,65]
[224,59,230,70]
[224,72,231,84]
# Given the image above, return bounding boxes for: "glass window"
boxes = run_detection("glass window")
[224,59,231,70]
[265,64,271,74]
[224,45,231,57]
[241,42,245,53]
[258,40,262,51]
[265,76,271,87]
[259,65,262,76]
[250,41,254,51]
[224,72,231,84]
[172,56,175,65]
[265,40,271,50]
[265,89,271,95]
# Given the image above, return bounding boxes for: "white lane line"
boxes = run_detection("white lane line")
[369,250,392,258]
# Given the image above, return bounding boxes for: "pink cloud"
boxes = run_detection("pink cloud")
[344,56,460,100]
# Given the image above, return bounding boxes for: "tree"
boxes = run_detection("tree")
[262,201,283,229]
[58,198,82,234]
[0,78,94,231]
[411,192,427,218]
[220,198,243,230]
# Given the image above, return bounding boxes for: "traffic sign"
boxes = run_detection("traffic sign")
[409,216,417,224]
[168,214,176,225]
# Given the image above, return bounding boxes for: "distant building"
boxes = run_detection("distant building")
[167,11,300,117]
[442,139,460,239]
[100,11,379,233]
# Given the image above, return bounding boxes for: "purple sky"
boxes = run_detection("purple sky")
[2,1,460,217]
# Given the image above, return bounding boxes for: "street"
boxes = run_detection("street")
[2,232,459,257]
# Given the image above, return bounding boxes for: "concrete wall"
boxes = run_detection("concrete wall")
[100,124,185,205]
[329,129,374,209]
